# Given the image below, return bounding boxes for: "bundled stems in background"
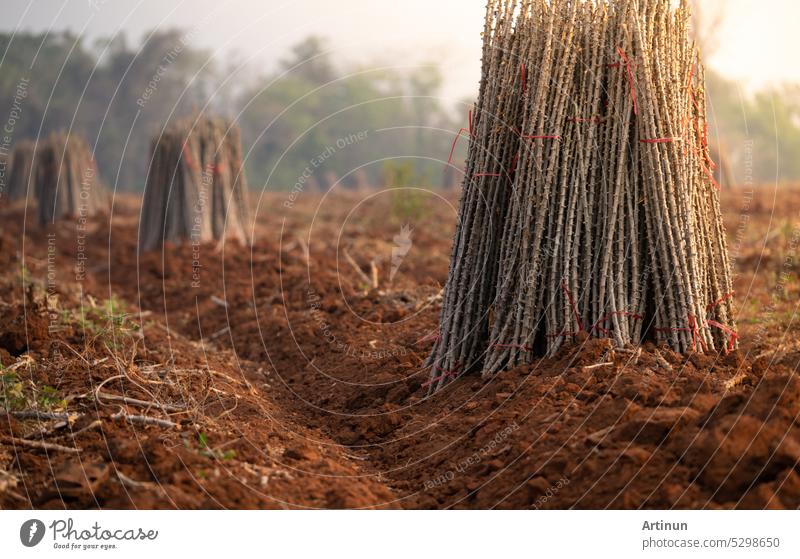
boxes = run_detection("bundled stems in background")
[428,0,736,392]
[35,132,107,226]
[139,115,251,251]
[5,140,36,203]
[3,133,106,226]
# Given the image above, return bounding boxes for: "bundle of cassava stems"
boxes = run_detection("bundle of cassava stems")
[139,115,250,251]
[34,132,106,226]
[428,0,736,391]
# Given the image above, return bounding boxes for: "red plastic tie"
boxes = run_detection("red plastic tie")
[616,47,638,116]
[591,311,643,334]
[688,314,707,352]
[700,122,722,190]
[422,365,461,388]
[561,280,583,332]
[688,107,721,191]
[702,164,722,191]
[447,127,471,166]
[655,314,706,352]
[205,163,223,177]
[706,320,738,353]
[706,291,735,312]
[447,109,477,165]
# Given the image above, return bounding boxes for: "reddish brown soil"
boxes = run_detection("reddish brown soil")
[1,185,799,509]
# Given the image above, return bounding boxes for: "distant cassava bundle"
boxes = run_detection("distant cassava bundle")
[35,132,106,226]
[139,115,251,250]
[6,140,36,202]
[427,0,736,391]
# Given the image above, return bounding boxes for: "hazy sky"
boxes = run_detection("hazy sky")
[2,0,798,101]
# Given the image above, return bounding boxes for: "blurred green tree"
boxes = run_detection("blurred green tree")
[0,29,210,190]
[237,36,462,190]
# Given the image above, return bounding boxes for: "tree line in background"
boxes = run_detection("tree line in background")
[0,30,797,192]
[0,30,211,192]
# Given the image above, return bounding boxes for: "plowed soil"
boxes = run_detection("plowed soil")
[1,185,799,509]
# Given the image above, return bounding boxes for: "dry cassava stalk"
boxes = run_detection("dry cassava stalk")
[139,115,251,251]
[428,0,736,391]
[425,0,527,392]
[35,132,107,226]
